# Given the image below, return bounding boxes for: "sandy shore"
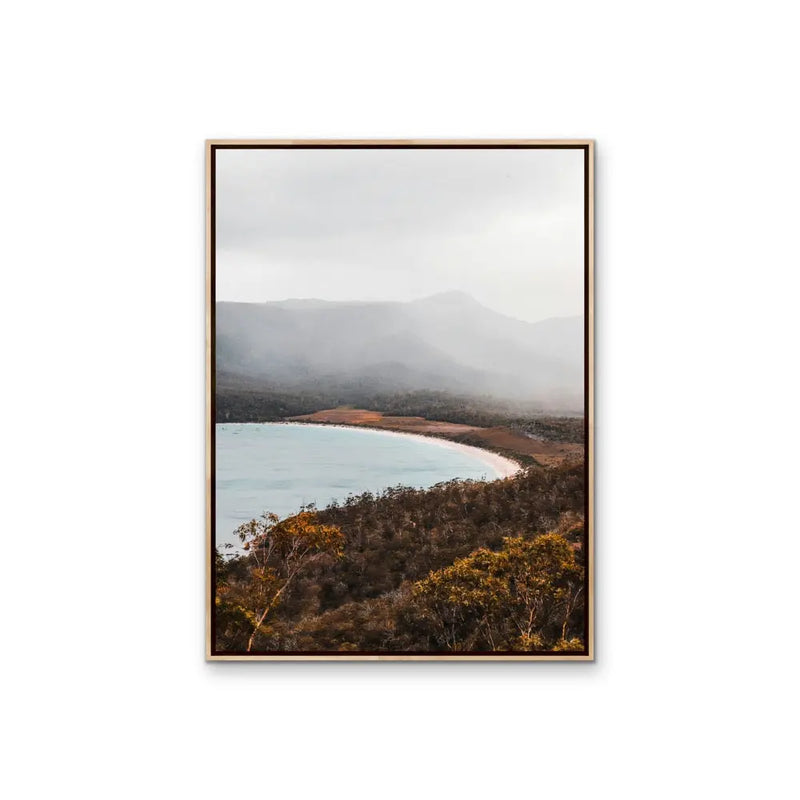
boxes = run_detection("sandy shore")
[269,421,523,480]
[288,407,582,467]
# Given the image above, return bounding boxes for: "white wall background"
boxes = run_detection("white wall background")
[2,2,798,798]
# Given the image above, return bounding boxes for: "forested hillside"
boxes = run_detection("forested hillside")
[214,459,587,654]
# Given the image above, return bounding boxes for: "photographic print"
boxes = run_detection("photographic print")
[207,140,593,660]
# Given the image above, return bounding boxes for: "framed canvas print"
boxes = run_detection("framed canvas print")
[206,140,594,660]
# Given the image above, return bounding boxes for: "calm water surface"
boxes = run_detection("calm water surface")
[215,423,502,549]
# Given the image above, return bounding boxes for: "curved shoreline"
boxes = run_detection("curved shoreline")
[222,420,523,480]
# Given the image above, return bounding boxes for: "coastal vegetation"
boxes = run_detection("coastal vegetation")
[222,511,345,652]
[214,376,587,654]
[214,458,586,654]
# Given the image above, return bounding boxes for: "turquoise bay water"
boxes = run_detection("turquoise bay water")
[215,422,504,549]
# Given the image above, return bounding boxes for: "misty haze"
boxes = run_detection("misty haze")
[217,290,583,410]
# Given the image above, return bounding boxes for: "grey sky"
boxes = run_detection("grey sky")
[216,147,584,323]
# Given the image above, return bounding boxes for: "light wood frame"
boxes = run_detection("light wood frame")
[206,140,594,661]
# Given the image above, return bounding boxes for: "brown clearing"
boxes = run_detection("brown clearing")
[288,407,583,467]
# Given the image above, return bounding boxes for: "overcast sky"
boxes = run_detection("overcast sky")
[215,147,584,323]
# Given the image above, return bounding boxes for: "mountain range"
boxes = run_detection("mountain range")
[216,292,584,410]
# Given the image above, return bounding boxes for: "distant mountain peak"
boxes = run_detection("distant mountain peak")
[415,290,479,305]
[217,292,583,406]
